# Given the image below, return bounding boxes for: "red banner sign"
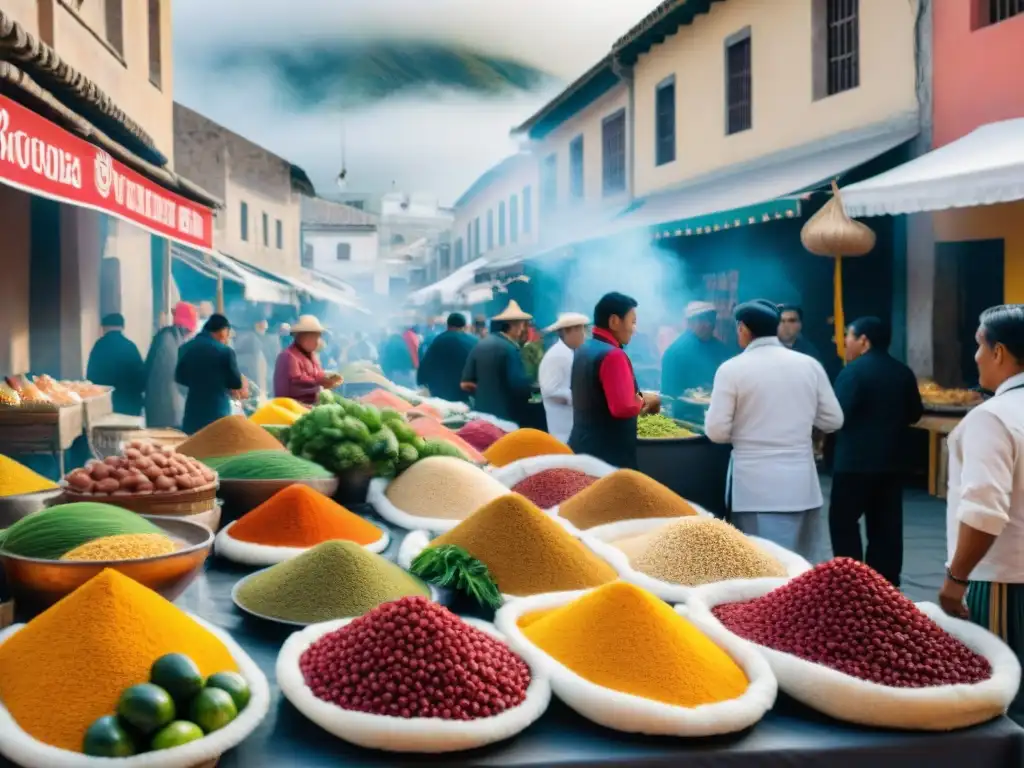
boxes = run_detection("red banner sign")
[0,94,214,249]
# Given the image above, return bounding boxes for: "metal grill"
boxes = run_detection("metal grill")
[726,37,751,135]
[989,0,1024,24]
[827,0,859,96]
[602,111,626,195]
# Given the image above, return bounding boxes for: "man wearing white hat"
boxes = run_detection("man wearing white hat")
[661,301,732,409]
[460,301,534,421]
[273,314,342,405]
[538,312,589,443]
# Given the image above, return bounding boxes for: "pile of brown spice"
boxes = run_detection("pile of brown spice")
[558,469,698,530]
[429,493,617,596]
[617,517,787,586]
[177,415,287,459]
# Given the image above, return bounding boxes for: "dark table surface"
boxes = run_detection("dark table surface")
[5,509,1024,767]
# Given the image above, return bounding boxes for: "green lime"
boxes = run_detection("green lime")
[82,715,136,757]
[150,720,205,751]
[189,687,237,733]
[150,654,204,704]
[117,683,176,734]
[205,671,251,711]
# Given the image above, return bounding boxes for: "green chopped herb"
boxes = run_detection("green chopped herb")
[410,544,503,610]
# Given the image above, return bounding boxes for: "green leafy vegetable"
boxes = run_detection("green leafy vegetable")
[410,544,503,610]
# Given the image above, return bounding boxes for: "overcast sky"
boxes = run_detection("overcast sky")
[172,0,662,204]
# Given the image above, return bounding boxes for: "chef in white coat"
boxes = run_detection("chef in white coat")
[538,312,589,444]
[705,299,844,559]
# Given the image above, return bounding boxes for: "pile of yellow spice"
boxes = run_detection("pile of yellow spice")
[519,581,749,707]
[0,454,58,497]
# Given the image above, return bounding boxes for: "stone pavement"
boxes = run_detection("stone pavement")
[815,476,946,604]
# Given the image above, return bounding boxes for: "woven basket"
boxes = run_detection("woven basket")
[59,482,218,516]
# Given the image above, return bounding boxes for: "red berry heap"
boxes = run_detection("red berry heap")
[511,469,599,509]
[300,596,531,720]
[712,558,992,688]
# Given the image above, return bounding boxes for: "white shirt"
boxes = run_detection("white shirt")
[946,371,1024,583]
[539,340,575,444]
[705,337,844,512]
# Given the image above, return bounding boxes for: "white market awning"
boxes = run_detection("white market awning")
[280,272,370,314]
[842,118,1024,217]
[461,284,495,305]
[407,257,488,306]
[207,252,295,305]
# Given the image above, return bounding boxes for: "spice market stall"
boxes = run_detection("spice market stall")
[0,377,85,476]
[161,539,1024,768]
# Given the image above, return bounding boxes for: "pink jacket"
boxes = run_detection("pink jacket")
[273,344,325,405]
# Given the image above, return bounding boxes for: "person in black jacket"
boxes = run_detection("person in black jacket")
[86,314,146,416]
[417,313,477,402]
[829,317,924,586]
[460,301,533,421]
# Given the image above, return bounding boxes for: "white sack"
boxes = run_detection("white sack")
[277,617,550,752]
[685,580,1022,731]
[214,521,389,567]
[0,616,270,768]
[494,589,776,737]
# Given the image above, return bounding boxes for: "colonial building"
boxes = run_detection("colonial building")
[407,153,539,311]
[300,196,383,297]
[844,1,1024,383]
[511,58,629,245]
[0,2,219,374]
[174,103,313,278]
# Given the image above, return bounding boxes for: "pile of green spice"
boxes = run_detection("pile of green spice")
[234,540,430,624]
[203,450,333,480]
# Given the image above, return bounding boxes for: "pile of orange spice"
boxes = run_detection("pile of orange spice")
[229,484,383,548]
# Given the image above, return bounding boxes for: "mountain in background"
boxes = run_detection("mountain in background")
[214,40,558,110]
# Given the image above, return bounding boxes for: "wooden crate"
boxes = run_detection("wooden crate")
[0,405,84,453]
[81,390,114,429]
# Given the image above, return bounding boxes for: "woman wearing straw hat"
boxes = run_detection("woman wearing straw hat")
[460,300,534,421]
[273,315,342,405]
[538,312,589,443]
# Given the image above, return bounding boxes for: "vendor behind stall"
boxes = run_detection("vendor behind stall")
[705,299,843,560]
[176,314,248,435]
[661,301,731,419]
[417,313,477,402]
[460,301,534,421]
[273,315,342,405]
[941,304,1024,719]
[539,312,589,444]
[86,313,145,416]
[568,293,660,469]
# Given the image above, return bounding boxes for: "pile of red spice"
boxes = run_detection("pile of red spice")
[300,596,531,720]
[712,558,992,688]
[511,468,599,509]
[456,420,507,452]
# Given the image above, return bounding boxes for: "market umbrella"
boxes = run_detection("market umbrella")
[800,181,876,361]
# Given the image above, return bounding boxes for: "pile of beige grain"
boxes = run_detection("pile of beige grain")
[384,456,508,520]
[614,517,787,586]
